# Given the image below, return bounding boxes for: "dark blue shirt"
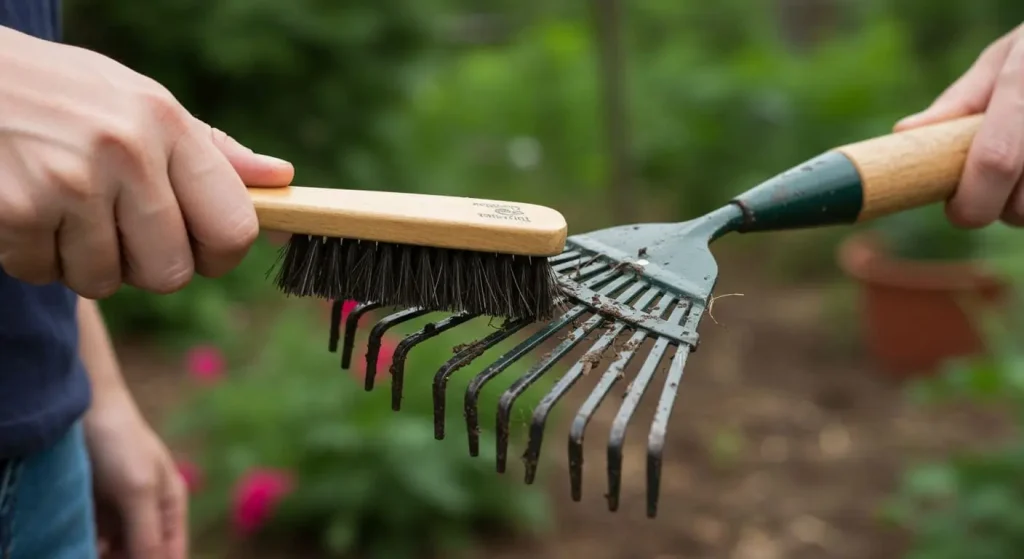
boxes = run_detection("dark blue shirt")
[0,0,91,460]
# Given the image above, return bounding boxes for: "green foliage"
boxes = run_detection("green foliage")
[166,306,555,559]
[882,228,1024,558]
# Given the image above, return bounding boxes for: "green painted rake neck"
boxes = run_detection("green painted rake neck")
[729,151,864,233]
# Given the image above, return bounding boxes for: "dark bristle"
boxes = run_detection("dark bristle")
[273,234,564,320]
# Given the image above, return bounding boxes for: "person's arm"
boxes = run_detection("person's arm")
[77,297,189,559]
[78,297,136,417]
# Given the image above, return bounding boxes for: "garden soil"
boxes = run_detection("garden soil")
[117,250,1013,559]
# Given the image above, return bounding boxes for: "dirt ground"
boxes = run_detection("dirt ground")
[116,251,1012,559]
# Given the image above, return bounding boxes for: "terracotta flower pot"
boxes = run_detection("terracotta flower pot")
[836,231,1009,378]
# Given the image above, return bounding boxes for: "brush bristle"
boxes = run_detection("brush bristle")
[271,235,563,320]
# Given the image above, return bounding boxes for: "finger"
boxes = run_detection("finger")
[123,494,166,559]
[895,32,1016,131]
[262,229,292,246]
[948,37,1024,228]
[0,229,60,285]
[116,171,195,294]
[58,199,121,299]
[207,125,294,187]
[168,120,259,279]
[162,464,189,559]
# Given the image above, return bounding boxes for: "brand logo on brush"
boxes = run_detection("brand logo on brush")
[472,202,531,222]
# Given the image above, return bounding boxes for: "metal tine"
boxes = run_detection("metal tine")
[430,254,614,440]
[464,271,636,460]
[520,288,670,485]
[433,317,534,440]
[340,302,384,369]
[567,293,676,502]
[606,301,693,512]
[363,307,434,391]
[328,300,344,353]
[494,280,652,475]
[646,304,702,518]
[389,313,478,411]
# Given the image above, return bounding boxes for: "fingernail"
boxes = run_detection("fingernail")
[895,112,922,128]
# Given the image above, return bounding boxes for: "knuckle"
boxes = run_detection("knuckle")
[971,138,1022,182]
[137,257,194,294]
[212,208,260,255]
[43,161,96,204]
[79,279,121,300]
[0,194,42,230]
[138,84,190,138]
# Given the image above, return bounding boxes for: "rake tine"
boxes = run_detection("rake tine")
[432,317,533,440]
[465,272,636,461]
[606,302,691,512]
[568,325,650,502]
[520,288,667,485]
[328,300,343,353]
[497,281,651,476]
[646,305,701,518]
[340,302,383,370]
[389,313,478,411]
[363,307,434,391]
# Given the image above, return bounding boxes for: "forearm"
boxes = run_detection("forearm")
[77,296,139,418]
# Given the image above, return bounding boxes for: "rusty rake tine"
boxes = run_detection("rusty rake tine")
[364,307,433,391]
[646,306,701,518]
[432,317,532,440]
[390,312,477,411]
[328,300,343,353]
[606,302,691,512]
[567,292,675,501]
[521,288,665,485]
[466,271,635,459]
[341,302,383,370]
[502,281,651,478]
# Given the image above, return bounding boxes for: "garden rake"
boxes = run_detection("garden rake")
[326,114,982,518]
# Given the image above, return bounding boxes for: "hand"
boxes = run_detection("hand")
[0,26,294,298]
[895,23,1024,228]
[86,400,188,559]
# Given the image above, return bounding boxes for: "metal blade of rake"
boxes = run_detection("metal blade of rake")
[361,307,433,391]
[519,289,676,485]
[491,278,654,474]
[606,300,694,515]
[462,271,637,462]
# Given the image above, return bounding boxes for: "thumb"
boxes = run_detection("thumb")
[204,123,295,187]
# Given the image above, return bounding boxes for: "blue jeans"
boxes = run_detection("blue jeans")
[0,421,97,559]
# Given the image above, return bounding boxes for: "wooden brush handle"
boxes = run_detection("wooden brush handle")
[248,186,568,257]
[834,113,982,221]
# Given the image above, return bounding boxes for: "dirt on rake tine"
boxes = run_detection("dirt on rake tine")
[646,338,695,518]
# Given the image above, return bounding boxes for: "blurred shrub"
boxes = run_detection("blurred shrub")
[167,305,554,558]
[882,227,1024,558]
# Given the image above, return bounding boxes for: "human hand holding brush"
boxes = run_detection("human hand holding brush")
[0,25,294,299]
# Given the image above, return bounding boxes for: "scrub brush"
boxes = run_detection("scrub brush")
[250,186,568,320]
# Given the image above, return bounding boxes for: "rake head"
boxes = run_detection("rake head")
[325,203,740,519]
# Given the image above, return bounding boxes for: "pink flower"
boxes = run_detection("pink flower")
[326,299,370,326]
[175,459,204,493]
[185,345,226,383]
[354,336,398,383]
[231,468,295,536]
